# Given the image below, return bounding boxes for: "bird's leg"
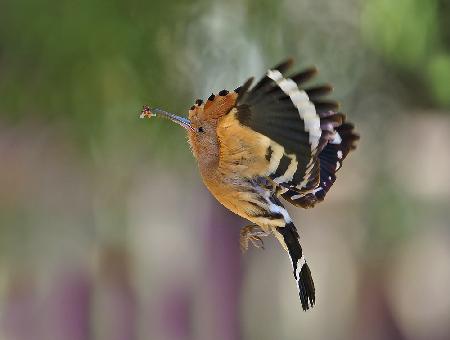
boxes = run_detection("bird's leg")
[240,224,270,252]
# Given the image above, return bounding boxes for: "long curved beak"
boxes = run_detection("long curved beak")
[140,105,194,131]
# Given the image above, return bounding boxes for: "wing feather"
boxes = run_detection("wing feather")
[233,60,359,208]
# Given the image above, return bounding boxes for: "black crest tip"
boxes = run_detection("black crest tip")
[195,99,203,106]
[208,93,215,101]
[219,89,229,96]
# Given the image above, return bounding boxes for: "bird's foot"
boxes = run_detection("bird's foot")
[240,224,269,252]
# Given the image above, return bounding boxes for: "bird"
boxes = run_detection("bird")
[140,59,359,310]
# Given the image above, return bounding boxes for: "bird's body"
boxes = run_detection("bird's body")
[191,104,285,231]
[141,59,359,310]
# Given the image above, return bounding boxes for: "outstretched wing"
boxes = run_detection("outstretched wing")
[235,59,359,208]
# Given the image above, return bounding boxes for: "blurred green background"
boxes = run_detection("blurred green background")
[1,0,450,339]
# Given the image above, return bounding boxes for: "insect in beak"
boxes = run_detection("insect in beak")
[140,105,195,132]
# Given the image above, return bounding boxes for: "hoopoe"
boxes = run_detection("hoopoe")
[141,59,359,310]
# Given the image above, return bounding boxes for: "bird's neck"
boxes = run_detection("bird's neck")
[197,146,219,177]
[191,135,220,180]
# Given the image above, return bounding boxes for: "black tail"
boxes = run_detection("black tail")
[276,222,315,310]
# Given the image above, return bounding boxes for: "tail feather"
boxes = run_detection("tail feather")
[276,222,315,310]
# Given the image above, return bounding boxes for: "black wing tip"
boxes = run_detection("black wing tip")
[273,58,295,73]
[241,77,254,91]
[305,84,334,99]
[314,100,340,113]
[298,263,316,311]
[236,77,254,102]
[291,66,319,84]
[337,122,360,154]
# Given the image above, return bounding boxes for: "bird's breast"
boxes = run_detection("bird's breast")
[196,108,289,230]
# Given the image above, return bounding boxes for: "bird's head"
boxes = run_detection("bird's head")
[140,89,239,169]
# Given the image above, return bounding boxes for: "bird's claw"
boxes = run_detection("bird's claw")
[240,225,269,252]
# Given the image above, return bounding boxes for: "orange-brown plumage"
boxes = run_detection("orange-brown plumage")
[141,59,359,310]
[188,92,287,232]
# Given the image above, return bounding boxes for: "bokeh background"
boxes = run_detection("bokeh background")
[1,0,450,339]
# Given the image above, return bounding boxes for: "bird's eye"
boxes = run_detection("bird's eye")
[198,127,204,133]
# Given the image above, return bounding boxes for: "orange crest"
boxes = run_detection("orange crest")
[188,90,238,122]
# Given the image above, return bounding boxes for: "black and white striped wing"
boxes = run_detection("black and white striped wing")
[236,59,358,208]
[281,121,358,208]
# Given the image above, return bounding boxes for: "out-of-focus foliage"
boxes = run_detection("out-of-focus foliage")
[362,0,450,107]
[0,0,198,153]
[427,53,450,106]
